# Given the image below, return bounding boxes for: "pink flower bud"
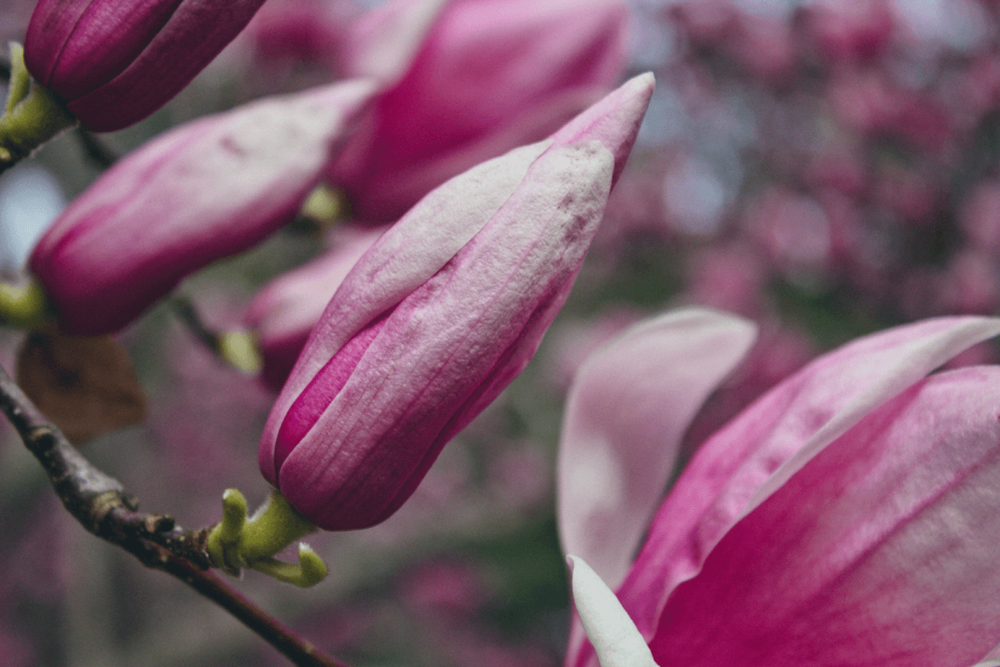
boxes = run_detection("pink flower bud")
[245,226,385,391]
[24,0,269,131]
[259,74,655,530]
[330,0,630,222]
[29,80,376,335]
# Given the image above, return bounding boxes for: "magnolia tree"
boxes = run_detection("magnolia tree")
[1,0,1000,666]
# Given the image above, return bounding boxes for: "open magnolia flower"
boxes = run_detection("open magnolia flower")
[559,308,1000,667]
[259,73,654,531]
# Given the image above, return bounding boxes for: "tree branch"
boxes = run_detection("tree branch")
[0,362,348,667]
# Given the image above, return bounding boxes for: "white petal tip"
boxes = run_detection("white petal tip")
[569,556,660,667]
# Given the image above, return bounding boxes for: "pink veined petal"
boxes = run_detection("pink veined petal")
[647,367,1000,667]
[29,0,270,131]
[246,226,385,390]
[65,0,268,131]
[259,74,654,481]
[566,315,1000,667]
[558,307,757,590]
[30,79,375,335]
[25,0,184,99]
[258,139,549,480]
[550,73,654,186]
[568,556,660,667]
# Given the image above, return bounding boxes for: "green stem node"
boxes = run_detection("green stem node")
[0,279,53,328]
[207,489,326,587]
[0,43,77,172]
[217,330,263,375]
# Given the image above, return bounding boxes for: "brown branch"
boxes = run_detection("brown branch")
[0,362,349,667]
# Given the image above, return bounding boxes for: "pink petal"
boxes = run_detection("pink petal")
[341,0,450,87]
[258,139,549,480]
[27,0,269,131]
[246,226,385,390]
[26,0,183,99]
[648,366,1000,667]
[336,85,611,223]
[567,316,1000,667]
[558,308,757,590]
[550,72,655,186]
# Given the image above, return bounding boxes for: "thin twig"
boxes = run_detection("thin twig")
[75,127,120,168]
[170,294,223,352]
[0,362,349,667]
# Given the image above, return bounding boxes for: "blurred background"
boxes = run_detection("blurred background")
[2,0,1000,664]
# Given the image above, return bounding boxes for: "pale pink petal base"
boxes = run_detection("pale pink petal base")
[558,307,757,590]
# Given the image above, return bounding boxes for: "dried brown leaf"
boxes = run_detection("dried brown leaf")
[16,326,147,443]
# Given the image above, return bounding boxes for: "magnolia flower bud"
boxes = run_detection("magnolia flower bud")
[259,74,655,530]
[330,0,630,222]
[30,80,376,335]
[24,0,268,131]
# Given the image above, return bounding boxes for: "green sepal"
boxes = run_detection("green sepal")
[0,43,77,171]
[206,488,327,587]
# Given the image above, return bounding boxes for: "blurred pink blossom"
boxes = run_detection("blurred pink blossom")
[247,0,355,67]
[961,180,1000,253]
[934,250,1000,315]
[804,0,895,65]
[329,0,630,222]
[684,243,767,316]
[399,560,489,617]
[745,187,833,278]
[724,13,796,84]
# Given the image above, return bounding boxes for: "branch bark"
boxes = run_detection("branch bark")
[0,362,348,667]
